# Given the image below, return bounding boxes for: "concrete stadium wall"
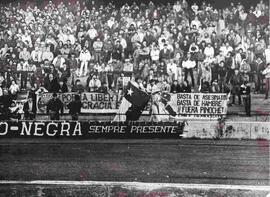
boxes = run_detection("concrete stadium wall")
[183,121,218,139]
[224,122,270,140]
[184,121,270,140]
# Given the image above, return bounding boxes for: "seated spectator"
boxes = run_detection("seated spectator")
[181,80,191,93]
[88,74,101,92]
[201,81,211,93]
[9,80,20,99]
[147,79,159,94]
[59,78,69,93]
[42,47,54,62]
[44,73,60,93]
[59,63,71,82]
[72,79,85,93]
[98,82,108,94]
[211,79,220,93]
[170,80,181,93]
[159,44,171,61]
[0,0,270,121]
[53,54,66,70]
[19,47,31,62]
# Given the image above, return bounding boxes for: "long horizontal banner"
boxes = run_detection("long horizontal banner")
[36,92,228,118]
[170,93,228,118]
[0,121,184,139]
[37,92,120,114]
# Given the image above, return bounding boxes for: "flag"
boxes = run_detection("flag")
[150,92,176,122]
[113,82,150,122]
[160,92,177,117]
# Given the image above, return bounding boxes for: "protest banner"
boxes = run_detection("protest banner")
[170,93,229,118]
[37,92,120,114]
[0,121,184,139]
[36,92,228,117]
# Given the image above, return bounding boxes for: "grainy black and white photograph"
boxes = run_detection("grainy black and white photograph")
[0,0,269,196]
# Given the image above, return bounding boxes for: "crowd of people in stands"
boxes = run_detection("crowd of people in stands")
[0,0,270,112]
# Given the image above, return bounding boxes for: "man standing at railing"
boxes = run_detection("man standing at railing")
[240,78,251,116]
[262,63,270,99]
[67,94,82,121]
[46,93,63,120]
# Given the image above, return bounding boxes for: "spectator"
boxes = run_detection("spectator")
[239,59,251,81]
[170,80,181,93]
[42,47,54,62]
[159,44,171,61]
[211,79,220,93]
[253,56,265,93]
[264,45,270,64]
[217,61,227,92]
[0,0,269,120]
[9,80,20,99]
[31,46,42,63]
[240,79,251,116]
[167,59,178,81]
[60,78,69,93]
[19,47,31,62]
[93,37,103,63]
[67,94,82,120]
[112,40,124,61]
[262,63,270,99]
[88,74,101,92]
[98,82,108,94]
[53,54,66,70]
[230,69,242,105]
[79,46,91,77]
[147,79,159,94]
[181,80,191,93]
[46,92,64,120]
[204,43,215,58]
[72,79,85,93]
[44,74,60,93]
[182,52,196,87]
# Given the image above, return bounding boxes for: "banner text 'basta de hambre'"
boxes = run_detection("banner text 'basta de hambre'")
[36,92,228,118]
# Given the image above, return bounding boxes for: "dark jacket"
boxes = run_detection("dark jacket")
[47,98,64,115]
[170,84,182,93]
[67,100,82,115]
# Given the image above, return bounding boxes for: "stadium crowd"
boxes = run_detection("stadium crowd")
[0,0,270,112]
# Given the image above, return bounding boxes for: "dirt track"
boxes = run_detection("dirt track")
[0,139,268,185]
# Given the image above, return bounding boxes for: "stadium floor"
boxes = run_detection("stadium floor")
[0,139,269,196]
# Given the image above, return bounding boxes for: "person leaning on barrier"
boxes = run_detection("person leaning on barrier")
[23,87,37,120]
[150,93,172,122]
[67,94,82,121]
[240,77,251,116]
[230,69,242,105]
[46,92,64,120]
[262,63,270,99]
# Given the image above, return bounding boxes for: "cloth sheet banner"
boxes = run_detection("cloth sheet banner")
[170,93,229,118]
[36,92,228,117]
[0,121,184,139]
[37,92,120,114]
